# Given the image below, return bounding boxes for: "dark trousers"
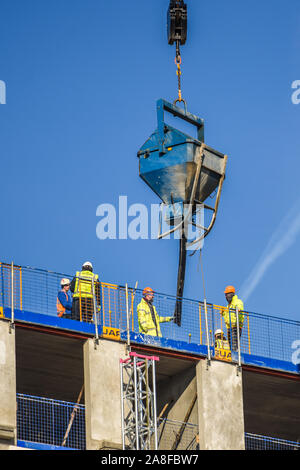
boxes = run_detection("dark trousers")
[227,325,242,351]
[71,297,94,322]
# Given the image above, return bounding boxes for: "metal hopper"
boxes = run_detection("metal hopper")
[137,99,228,325]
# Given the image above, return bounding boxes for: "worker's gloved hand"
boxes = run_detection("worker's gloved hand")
[97,306,101,313]
[168,316,175,322]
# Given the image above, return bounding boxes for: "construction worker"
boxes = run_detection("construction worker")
[221,285,244,351]
[57,278,73,319]
[70,262,101,322]
[137,287,173,337]
[214,329,230,350]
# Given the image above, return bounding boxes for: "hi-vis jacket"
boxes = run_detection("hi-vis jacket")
[137,298,173,337]
[215,338,230,350]
[221,295,244,328]
[72,270,99,299]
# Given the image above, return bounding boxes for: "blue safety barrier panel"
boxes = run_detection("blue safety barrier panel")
[17,393,86,450]
[245,433,300,450]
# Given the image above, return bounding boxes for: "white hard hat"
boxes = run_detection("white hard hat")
[215,329,224,336]
[60,278,70,286]
[83,261,93,268]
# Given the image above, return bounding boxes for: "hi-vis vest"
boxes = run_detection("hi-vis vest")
[222,295,244,328]
[137,298,172,337]
[215,338,230,350]
[215,338,232,362]
[73,270,99,299]
[57,291,68,317]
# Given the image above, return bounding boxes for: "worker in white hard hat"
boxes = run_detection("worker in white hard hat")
[57,278,73,319]
[214,329,230,350]
[70,262,101,322]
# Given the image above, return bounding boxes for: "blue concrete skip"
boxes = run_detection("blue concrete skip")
[4,308,300,376]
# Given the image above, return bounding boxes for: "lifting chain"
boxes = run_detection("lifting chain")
[173,41,186,109]
[175,55,182,102]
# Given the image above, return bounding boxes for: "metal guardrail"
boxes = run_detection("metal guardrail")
[245,433,300,450]
[16,393,86,450]
[157,418,198,450]
[1,262,300,370]
[16,391,300,451]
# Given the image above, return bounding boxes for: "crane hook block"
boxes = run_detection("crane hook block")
[167,0,187,46]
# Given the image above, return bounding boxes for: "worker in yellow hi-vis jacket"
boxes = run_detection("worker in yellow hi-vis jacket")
[214,329,230,350]
[70,261,101,322]
[221,285,244,351]
[137,287,173,337]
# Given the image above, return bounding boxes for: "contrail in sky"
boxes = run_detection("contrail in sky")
[240,200,300,302]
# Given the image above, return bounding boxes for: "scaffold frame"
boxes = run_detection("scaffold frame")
[120,352,159,450]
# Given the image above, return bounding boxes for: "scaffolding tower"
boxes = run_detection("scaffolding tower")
[120,352,159,450]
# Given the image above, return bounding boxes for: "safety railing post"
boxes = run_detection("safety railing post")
[211,303,215,351]
[236,307,241,372]
[211,304,216,355]
[229,308,232,351]
[198,302,202,345]
[204,299,211,366]
[152,358,158,450]
[10,262,15,333]
[133,355,139,450]
[131,281,138,333]
[79,276,82,322]
[92,276,99,347]
[125,283,131,354]
[120,361,125,450]
[247,312,251,355]
[0,263,3,313]
[267,317,271,357]
[19,266,23,311]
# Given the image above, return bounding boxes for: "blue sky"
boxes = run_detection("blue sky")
[0,0,300,321]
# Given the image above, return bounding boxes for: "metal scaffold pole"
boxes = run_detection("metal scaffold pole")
[120,352,159,450]
[92,276,99,346]
[10,261,15,333]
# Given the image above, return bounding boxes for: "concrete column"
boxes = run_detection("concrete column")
[0,319,17,445]
[83,338,125,450]
[196,359,245,450]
